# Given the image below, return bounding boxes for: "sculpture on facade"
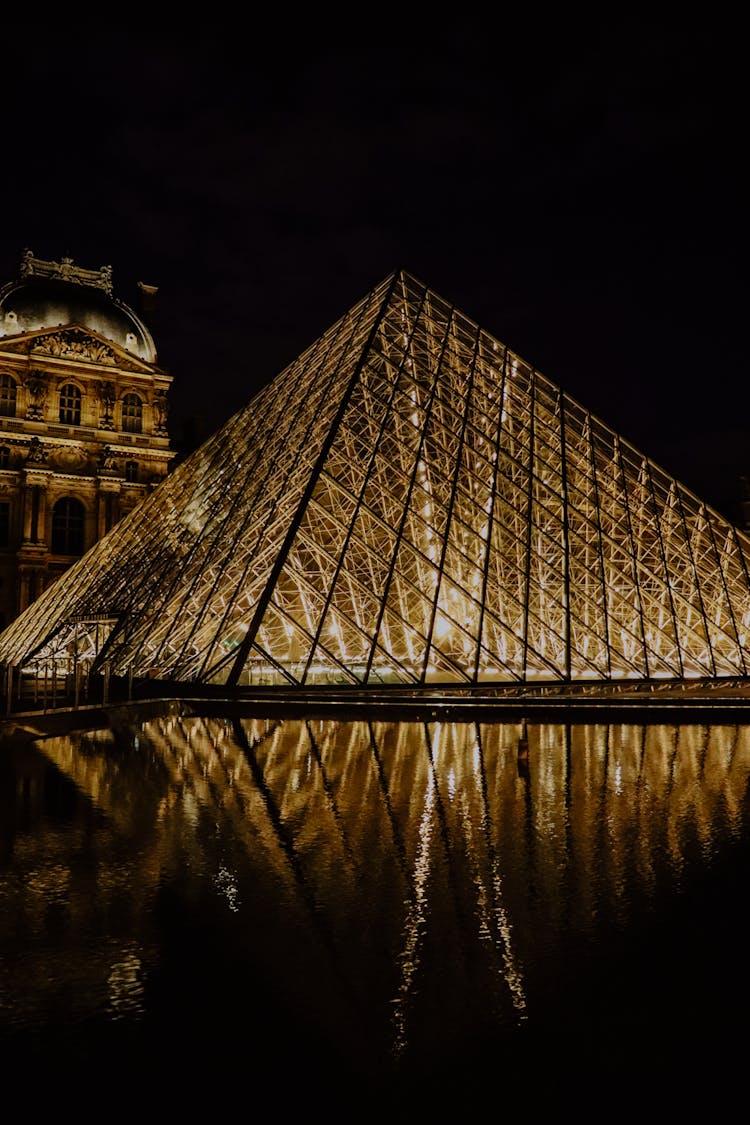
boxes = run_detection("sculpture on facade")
[153,388,169,435]
[25,436,47,464]
[24,372,48,420]
[99,382,116,429]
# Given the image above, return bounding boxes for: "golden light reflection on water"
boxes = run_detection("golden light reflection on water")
[2,714,750,1079]
[392,763,436,1061]
[107,946,145,1020]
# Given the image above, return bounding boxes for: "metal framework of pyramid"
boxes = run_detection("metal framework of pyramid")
[2,268,750,689]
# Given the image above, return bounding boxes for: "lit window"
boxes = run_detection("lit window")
[122,393,143,434]
[59,384,82,425]
[124,459,139,482]
[0,374,17,418]
[51,497,85,555]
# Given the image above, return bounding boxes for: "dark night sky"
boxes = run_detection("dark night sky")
[2,22,746,521]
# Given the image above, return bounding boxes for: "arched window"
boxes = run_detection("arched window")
[124,459,139,482]
[59,383,82,425]
[0,445,10,468]
[122,393,143,434]
[0,374,17,417]
[51,497,85,555]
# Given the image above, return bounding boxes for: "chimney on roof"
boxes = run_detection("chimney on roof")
[137,281,159,324]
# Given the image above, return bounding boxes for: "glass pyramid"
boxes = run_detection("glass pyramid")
[2,268,750,688]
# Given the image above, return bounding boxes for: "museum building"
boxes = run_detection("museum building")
[0,250,174,629]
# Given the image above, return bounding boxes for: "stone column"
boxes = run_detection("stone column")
[21,485,33,542]
[97,478,122,537]
[22,467,51,545]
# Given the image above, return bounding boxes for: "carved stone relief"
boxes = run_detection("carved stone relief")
[99,381,116,430]
[51,446,87,472]
[24,371,48,420]
[31,330,116,365]
[98,445,120,474]
[153,388,169,434]
[25,436,47,464]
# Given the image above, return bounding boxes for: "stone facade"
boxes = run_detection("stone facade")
[0,251,174,629]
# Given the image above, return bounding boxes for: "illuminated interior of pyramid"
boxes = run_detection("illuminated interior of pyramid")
[2,269,749,688]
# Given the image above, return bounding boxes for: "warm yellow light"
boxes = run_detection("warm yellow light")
[435,614,451,640]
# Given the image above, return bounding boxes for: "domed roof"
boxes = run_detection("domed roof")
[0,250,157,363]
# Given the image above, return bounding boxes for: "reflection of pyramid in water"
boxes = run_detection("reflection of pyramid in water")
[2,268,750,686]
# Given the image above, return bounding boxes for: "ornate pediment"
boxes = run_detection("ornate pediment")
[30,328,117,365]
[0,326,157,373]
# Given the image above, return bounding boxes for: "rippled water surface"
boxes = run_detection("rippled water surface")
[2,713,750,1117]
